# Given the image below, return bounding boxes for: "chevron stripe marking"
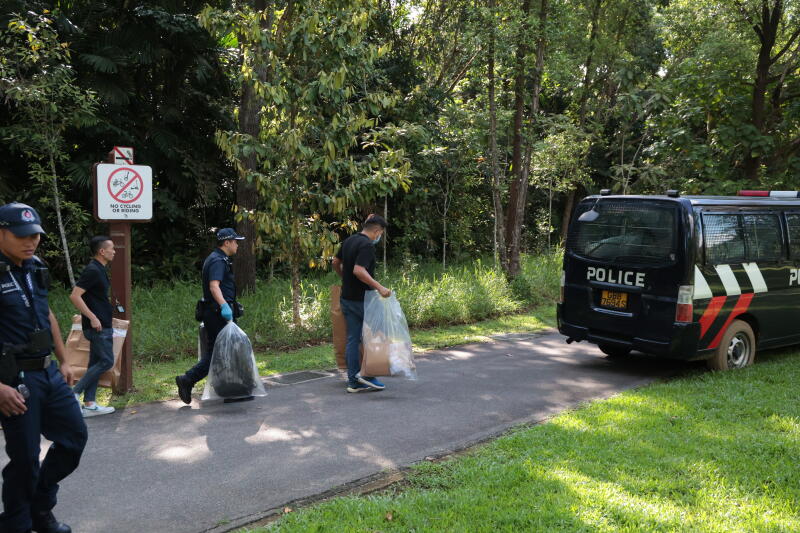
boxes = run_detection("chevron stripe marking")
[742,262,768,293]
[707,293,754,349]
[693,265,713,300]
[699,296,727,338]
[715,264,741,296]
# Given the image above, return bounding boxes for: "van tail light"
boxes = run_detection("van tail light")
[675,285,693,322]
[559,271,565,303]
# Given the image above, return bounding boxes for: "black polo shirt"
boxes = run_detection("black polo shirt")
[202,248,236,302]
[76,259,113,331]
[336,233,376,301]
[0,252,53,358]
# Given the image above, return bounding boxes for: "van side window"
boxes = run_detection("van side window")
[704,214,745,264]
[786,214,800,258]
[743,214,782,262]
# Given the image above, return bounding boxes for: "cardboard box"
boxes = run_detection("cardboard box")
[331,285,347,370]
[63,315,129,389]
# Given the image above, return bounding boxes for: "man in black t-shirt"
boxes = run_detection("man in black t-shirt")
[333,215,391,393]
[70,235,116,417]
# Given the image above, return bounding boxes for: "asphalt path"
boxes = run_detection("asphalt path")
[1,330,689,532]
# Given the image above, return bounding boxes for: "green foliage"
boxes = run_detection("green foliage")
[2,0,799,287]
[0,11,99,282]
[204,0,411,270]
[1,2,235,283]
[49,252,561,363]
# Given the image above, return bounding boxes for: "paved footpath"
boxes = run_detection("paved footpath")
[1,330,688,533]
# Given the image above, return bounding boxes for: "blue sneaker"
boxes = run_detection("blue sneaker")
[357,375,385,390]
[346,382,372,393]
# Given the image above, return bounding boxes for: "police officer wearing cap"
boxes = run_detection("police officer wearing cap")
[175,228,245,404]
[0,203,87,533]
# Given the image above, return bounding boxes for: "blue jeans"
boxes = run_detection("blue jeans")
[0,364,88,532]
[72,328,114,403]
[340,297,364,386]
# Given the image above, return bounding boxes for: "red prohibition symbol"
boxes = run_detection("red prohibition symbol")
[107,167,144,204]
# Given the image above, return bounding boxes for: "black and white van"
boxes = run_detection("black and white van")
[557,190,800,370]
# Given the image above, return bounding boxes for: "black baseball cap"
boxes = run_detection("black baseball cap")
[0,203,46,237]
[217,228,245,241]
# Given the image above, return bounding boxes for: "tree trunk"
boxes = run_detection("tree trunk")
[561,0,601,244]
[383,195,387,276]
[742,0,782,181]
[236,78,259,294]
[578,0,603,122]
[290,252,301,327]
[504,0,533,278]
[505,0,547,277]
[560,189,576,244]
[48,152,75,287]
[235,0,272,294]
[487,0,506,270]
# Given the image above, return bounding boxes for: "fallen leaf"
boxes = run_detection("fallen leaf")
[283,507,293,514]
[385,511,393,521]
[130,410,137,414]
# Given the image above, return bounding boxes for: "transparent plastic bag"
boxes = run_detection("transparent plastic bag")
[362,291,416,379]
[202,322,267,400]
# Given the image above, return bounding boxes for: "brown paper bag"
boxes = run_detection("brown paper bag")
[64,315,129,389]
[362,330,391,377]
[331,285,347,370]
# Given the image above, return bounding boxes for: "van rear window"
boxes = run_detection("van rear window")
[568,200,676,265]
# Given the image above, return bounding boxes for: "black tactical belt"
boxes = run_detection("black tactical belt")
[16,356,50,371]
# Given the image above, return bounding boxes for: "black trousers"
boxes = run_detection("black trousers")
[183,308,232,386]
[0,364,88,533]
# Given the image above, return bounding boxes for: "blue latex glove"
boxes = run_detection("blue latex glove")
[220,303,233,321]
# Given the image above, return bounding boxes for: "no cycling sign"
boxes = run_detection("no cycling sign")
[94,163,153,221]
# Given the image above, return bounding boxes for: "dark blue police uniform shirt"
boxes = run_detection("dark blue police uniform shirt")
[75,259,113,331]
[202,248,236,302]
[0,252,52,358]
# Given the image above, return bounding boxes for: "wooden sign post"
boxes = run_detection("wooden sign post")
[92,147,152,393]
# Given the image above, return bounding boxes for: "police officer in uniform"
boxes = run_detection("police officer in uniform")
[175,228,244,404]
[0,203,87,533]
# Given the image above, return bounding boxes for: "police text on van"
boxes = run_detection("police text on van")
[586,266,645,287]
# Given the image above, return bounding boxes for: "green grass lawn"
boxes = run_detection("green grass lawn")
[96,305,556,408]
[251,348,800,532]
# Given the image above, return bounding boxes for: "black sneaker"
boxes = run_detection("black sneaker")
[175,375,192,405]
[32,511,71,533]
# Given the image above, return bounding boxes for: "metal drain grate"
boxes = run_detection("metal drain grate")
[264,370,333,386]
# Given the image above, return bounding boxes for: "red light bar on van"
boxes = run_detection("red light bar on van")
[738,190,800,197]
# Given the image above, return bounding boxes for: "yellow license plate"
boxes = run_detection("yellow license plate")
[601,290,628,309]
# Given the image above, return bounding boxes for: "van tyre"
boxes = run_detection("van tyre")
[707,319,755,371]
[599,345,631,359]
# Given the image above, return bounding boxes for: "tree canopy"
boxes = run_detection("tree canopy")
[1,0,798,301]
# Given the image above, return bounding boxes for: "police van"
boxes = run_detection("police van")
[557,189,800,370]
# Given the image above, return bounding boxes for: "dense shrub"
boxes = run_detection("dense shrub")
[49,252,562,362]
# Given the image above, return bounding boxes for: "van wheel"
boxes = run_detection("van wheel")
[599,345,631,358]
[707,320,755,371]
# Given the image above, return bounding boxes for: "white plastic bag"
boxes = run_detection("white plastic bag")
[202,322,267,400]
[362,291,416,379]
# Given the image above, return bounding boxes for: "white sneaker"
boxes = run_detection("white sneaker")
[81,404,115,417]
